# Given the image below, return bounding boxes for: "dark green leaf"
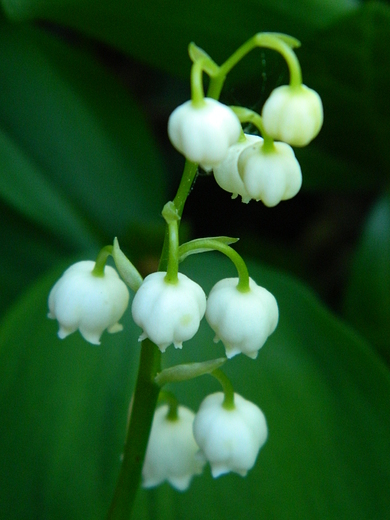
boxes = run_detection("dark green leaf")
[0,20,167,243]
[0,263,140,519]
[1,0,359,78]
[2,253,387,519]
[135,253,390,520]
[298,1,390,191]
[343,192,390,363]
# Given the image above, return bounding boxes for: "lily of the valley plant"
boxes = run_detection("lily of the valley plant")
[47,31,323,519]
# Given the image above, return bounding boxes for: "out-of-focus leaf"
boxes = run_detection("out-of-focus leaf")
[134,254,390,520]
[0,128,97,250]
[0,0,359,78]
[0,20,167,242]
[1,246,389,519]
[343,192,390,363]
[0,203,72,316]
[298,1,390,191]
[0,263,140,519]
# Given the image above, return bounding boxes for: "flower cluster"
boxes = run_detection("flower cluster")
[167,80,322,208]
[47,32,323,499]
[142,392,268,490]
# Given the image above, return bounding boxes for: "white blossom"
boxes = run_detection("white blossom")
[213,134,263,203]
[206,277,278,359]
[48,261,129,345]
[193,392,268,478]
[142,405,205,491]
[131,271,206,352]
[168,98,241,169]
[238,140,302,207]
[262,84,323,147]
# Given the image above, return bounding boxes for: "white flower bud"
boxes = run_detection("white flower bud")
[262,84,323,147]
[168,98,241,169]
[205,277,278,359]
[142,405,205,491]
[213,134,263,203]
[131,272,206,352]
[48,261,129,345]
[238,140,302,207]
[193,392,268,478]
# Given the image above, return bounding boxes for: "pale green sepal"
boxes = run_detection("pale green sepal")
[178,236,239,262]
[262,32,301,49]
[112,237,143,292]
[155,358,227,387]
[188,42,220,77]
[162,201,180,224]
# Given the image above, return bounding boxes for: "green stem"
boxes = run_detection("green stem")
[207,32,302,100]
[179,238,250,292]
[164,217,179,284]
[211,369,235,410]
[92,245,113,277]
[106,339,161,520]
[230,106,274,150]
[158,390,179,421]
[190,60,206,106]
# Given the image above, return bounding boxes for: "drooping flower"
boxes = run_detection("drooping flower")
[48,261,129,345]
[131,271,206,352]
[238,140,302,207]
[193,392,268,478]
[142,404,205,491]
[262,84,323,147]
[168,98,241,170]
[205,277,278,359]
[213,134,263,203]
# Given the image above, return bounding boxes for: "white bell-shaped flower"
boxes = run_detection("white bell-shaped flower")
[131,271,206,352]
[168,98,241,170]
[48,261,129,345]
[206,277,278,359]
[213,134,263,203]
[262,84,323,147]
[142,404,205,491]
[193,392,268,478]
[238,140,302,207]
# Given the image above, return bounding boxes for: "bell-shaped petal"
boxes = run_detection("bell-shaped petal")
[131,272,206,352]
[262,84,323,147]
[238,140,302,207]
[142,405,205,491]
[168,98,241,169]
[48,261,129,345]
[205,277,278,359]
[193,392,268,478]
[213,134,263,203]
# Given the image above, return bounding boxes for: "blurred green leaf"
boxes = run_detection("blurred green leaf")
[298,1,390,191]
[0,127,97,250]
[343,192,390,364]
[0,263,140,519]
[0,20,167,242]
[1,0,359,78]
[136,254,390,520]
[2,254,388,519]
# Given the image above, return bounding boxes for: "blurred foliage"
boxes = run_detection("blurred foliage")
[0,0,389,519]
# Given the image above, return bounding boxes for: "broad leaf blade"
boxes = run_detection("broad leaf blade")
[134,254,390,520]
[343,193,390,363]
[0,264,140,519]
[1,0,359,78]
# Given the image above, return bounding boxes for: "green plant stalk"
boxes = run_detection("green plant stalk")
[107,35,267,515]
[207,32,302,100]
[106,156,199,520]
[106,339,161,520]
[179,238,250,292]
[211,369,235,410]
[92,245,113,277]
